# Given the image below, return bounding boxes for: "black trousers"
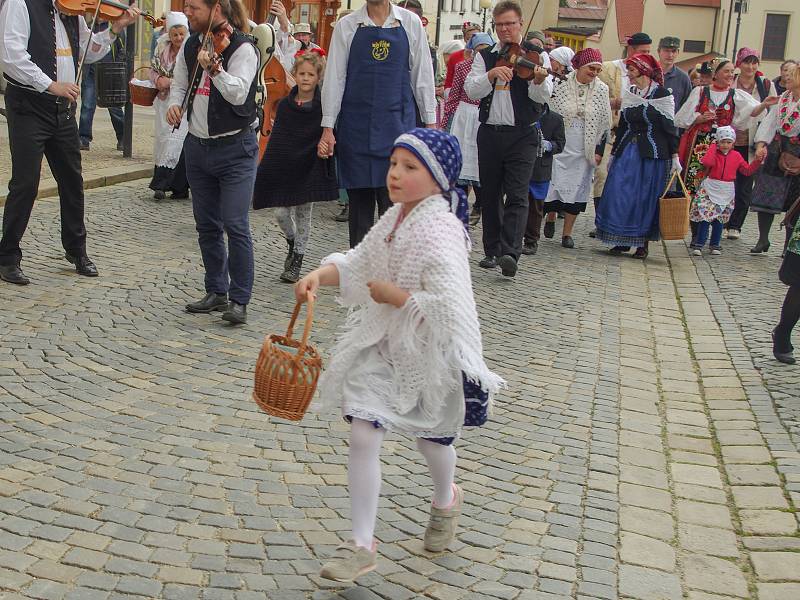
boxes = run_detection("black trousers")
[477,124,537,259]
[0,86,86,266]
[346,187,391,248]
[727,145,753,231]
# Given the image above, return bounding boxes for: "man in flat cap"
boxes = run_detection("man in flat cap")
[658,36,691,111]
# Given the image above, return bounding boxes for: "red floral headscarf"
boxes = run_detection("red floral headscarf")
[625,53,664,86]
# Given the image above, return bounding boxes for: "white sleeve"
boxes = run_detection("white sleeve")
[320,21,351,128]
[465,52,492,101]
[0,0,52,92]
[211,43,258,106]
[755,105,778,145]
[674,85,701,129]
[79,18,114,65]
[407,18,436,125]
[168,40,188,107]
[732,88,761,131]
[528,51,553,103]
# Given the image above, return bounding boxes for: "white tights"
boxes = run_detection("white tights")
[348,418,457,549]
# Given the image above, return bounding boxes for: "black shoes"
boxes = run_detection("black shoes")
[772,330,796,365]
[222,302,247,325]
[334,205,349,222]
[750,240,770,254]
[633,247,648,260]
[609,246,629,256]
[186,292,228,313]
[521,241,538,255]
[543,221,556,239]
[171,191,189,200]
[498,254,518,277]
[65,253,99,277]
[561,236,575,249]
[479,256,497,269]
[0,264,30,285]
[280,253,304,283]
[154,190,166,200]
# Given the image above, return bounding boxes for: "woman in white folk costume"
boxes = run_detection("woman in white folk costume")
[148,12,190,200]
[547,46,574,80]
[295,128,503,584]
[543,48,612,249]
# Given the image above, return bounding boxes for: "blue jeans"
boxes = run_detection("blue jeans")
[694,220,723,249]
[78,64,124,143]
[184,131,258,305]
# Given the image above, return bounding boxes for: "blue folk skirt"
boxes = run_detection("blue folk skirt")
[595,143,670,247]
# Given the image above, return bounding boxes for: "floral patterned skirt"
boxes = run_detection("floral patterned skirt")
[690,185,734,223]
[684,130,714,197]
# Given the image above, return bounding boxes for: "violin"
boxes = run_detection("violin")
[205,20,233,76]
[56,0,164,28]
[497,42,567,82]
[257,0,295,160]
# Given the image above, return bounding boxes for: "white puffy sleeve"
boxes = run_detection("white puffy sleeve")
[755,104,779,145]
[675,85,702,129]
[732,88,761,131]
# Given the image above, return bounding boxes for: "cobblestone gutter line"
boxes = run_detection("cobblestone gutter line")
[663,243,800,600]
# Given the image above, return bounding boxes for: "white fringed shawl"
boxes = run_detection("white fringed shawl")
[318,195,504,425]
[549,71,612,161]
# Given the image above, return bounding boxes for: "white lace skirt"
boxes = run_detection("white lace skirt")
[341,341,466,439]
[450,102,480,183]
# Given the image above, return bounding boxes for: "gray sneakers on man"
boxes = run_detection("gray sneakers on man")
[319,540,377,582]
[423,484,464,552]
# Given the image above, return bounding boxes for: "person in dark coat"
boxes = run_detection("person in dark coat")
[253,53,338,282]
[523,105,565,255]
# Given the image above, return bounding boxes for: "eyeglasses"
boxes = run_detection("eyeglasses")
[493,21,519,29]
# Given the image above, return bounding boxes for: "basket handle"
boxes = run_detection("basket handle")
[131,65,154,79]
[286,292,315,359]
[662,169,690,198]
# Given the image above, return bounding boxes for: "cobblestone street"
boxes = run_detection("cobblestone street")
[1,181,799,600]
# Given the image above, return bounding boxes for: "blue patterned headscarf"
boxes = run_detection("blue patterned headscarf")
[392,128,470,230]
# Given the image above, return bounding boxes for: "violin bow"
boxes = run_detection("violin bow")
[521,0,543,44]
[174,1,219,131]
[73,0,105,107]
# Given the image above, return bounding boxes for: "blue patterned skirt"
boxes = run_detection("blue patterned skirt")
[595,143,670,247]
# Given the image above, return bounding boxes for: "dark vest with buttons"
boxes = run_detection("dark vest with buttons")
[478,45,544,128]
[184,29,258,136]
[3,0,80,89]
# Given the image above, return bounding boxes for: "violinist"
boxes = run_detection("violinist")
[0,0,138,285]
[167,0,259,325]
[464,0,552,279]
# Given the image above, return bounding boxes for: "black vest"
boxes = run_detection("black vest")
[184,29,258,136]
[478,46,543,128]
[4,0,79,89]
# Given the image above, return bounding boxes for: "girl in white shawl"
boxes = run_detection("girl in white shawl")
[544,48,612,248]
[296,129,502,584]
[148,12,190,200]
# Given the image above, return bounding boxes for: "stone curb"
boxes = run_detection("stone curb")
[0,164,153,207]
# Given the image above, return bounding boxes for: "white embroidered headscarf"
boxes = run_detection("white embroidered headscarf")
[548,70,612,161]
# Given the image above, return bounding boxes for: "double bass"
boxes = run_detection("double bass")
[254,0,295,160]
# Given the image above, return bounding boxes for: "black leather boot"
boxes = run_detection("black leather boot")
[280,253,304,283]
[284,238,295,271]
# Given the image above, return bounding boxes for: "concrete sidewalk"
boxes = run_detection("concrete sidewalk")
[0,94,157,205]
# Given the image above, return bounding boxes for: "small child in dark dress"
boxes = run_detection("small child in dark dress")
[252,53,338,282]
[524,105,566,253]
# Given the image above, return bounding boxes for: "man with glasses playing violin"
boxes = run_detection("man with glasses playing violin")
[0,0,138,285]
[465,0,553,278]
[167,0,259,325]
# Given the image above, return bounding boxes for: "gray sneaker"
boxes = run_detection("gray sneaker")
[319,540,377,582]
[424,484,463,552]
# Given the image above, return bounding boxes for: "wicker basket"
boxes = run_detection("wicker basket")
[129,67,158,107]
[659,171,691,241]
[253,294,322,421]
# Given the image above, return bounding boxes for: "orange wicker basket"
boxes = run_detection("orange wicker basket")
[129,67,158,107]
[659,171,691,241]
[253,294,322,421]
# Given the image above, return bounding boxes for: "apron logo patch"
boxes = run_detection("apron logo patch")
[371,40,390,61]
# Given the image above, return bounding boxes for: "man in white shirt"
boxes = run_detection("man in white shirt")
[318,0,436,247]
[0,0,137,285]
[166,0,259,325]
[465,0,552,278]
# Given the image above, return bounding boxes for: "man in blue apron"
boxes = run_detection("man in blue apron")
[320,0,436,247]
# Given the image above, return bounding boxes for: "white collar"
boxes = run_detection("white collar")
[490,38,523,54]
[353,3,411,27]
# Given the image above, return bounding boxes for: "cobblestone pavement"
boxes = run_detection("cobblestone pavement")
[1,182,799,599]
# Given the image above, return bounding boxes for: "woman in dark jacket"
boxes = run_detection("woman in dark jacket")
[595,54,680,259]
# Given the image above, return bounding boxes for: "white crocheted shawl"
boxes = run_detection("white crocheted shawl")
[318,195,504,423]
[549,71,612,161]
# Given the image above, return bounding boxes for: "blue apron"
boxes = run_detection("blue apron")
[337,24,417,189]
